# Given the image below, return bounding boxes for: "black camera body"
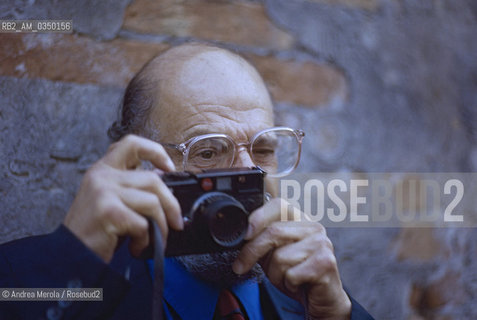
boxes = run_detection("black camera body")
[162,167,265,256]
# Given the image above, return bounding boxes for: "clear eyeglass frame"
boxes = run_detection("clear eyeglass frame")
[162,126,305,178]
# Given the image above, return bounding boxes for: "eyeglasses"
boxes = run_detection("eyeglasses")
[163,127,305,178]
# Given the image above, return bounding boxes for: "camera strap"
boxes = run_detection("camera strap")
[149,220,165,320]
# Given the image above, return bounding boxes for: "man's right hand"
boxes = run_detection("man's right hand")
[64,135,183,263]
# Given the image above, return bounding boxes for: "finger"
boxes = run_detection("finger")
[117,170,183,230]
[284,250,338,294]
[101,200,151,258]
[103,135,175,172]
[266,233,333,289]
[245,198,305,240]
[128,216,151,258]
[119,188,169,243]
[233,221,319,274]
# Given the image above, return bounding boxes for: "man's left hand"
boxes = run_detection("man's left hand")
[232,198,351,320]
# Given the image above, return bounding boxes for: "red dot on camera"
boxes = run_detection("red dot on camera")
[201,178,214,191]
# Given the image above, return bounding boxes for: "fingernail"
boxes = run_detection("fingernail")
[232,260,245,275]
[176,216,184,230]
[153,168,165,176]
[167,159,176,171]
[244,224,254,240]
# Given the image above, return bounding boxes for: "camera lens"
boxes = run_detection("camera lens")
[194,192,249,247]
[208,203,248,247]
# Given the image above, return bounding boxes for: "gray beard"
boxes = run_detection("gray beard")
[175,250,265,288]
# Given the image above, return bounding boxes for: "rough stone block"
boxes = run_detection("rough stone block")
[410,271,465,315]
[391,228,447,262]
[305,0,379,11]
[0,33,169,87]
[247,54,348,107]
[123,0,294,50]
[0,76,122,243]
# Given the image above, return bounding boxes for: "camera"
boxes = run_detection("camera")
[162,167,265,256]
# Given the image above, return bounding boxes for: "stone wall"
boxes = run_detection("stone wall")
[1,0,476,318]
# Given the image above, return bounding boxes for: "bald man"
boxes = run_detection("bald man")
[0,44,373,319]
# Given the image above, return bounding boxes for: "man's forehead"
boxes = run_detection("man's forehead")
[157,48,270,107]
[146,44,274,142]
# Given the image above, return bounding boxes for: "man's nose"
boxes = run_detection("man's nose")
[233,148,255,168]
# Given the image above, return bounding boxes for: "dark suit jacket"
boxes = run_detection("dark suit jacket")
[0,226,373,319]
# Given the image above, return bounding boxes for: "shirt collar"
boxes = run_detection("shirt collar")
[148,258,263,320]
[230,280,263,320]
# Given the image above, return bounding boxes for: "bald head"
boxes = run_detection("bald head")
[154,45,272,116]
[108,44,273,143]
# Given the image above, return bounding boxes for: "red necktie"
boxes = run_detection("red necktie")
[215,289,246,320]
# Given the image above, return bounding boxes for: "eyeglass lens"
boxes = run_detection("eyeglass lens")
[187,137,234,170]
[185,130,300,175]
[251,130,299,175]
